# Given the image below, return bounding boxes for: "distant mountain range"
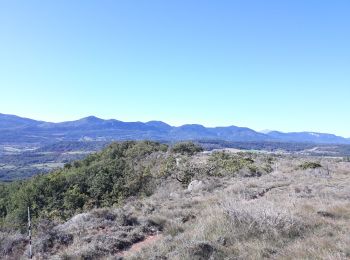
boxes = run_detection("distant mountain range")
[0,113,349,145]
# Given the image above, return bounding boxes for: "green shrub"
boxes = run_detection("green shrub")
[171,142,203,155]
[298,162,322,170]
[208,152,256,176]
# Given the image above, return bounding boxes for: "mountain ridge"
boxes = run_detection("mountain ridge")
[0,113,349,145]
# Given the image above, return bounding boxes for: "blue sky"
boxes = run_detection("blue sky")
[0,1,349,137]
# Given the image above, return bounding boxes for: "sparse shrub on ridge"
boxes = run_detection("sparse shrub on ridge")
[208,151,271,177]
[171,142,203,156]
[298,161,322,170]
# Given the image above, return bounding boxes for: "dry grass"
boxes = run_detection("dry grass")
[3,153,350,259]
[0,232,27,259]
[127,155,350,260]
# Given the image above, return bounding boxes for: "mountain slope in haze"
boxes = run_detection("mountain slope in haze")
[267,131,350,144]
[0,113,44,130]
[0,113,349,145]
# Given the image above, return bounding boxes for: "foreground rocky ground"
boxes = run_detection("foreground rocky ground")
[1,151,350,259]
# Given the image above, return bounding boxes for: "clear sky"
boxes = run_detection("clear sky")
[0,1,349,137]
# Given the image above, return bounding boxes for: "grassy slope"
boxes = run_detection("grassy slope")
[1,141,350,259]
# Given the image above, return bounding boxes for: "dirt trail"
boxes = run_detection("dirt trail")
[118,233,163,257]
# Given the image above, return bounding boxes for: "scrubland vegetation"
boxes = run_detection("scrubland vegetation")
[1,141,350,259]
[2,140,350,182]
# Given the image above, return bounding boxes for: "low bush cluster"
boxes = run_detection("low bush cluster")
[298,161,322,170]
[208,151,272,177]
[171,142,203,156]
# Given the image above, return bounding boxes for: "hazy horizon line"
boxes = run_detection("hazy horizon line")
[2,112,349,139]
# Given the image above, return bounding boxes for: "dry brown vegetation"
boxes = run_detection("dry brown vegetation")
[2,151,350,259]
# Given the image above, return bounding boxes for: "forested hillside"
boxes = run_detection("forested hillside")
[0,141,169,229]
